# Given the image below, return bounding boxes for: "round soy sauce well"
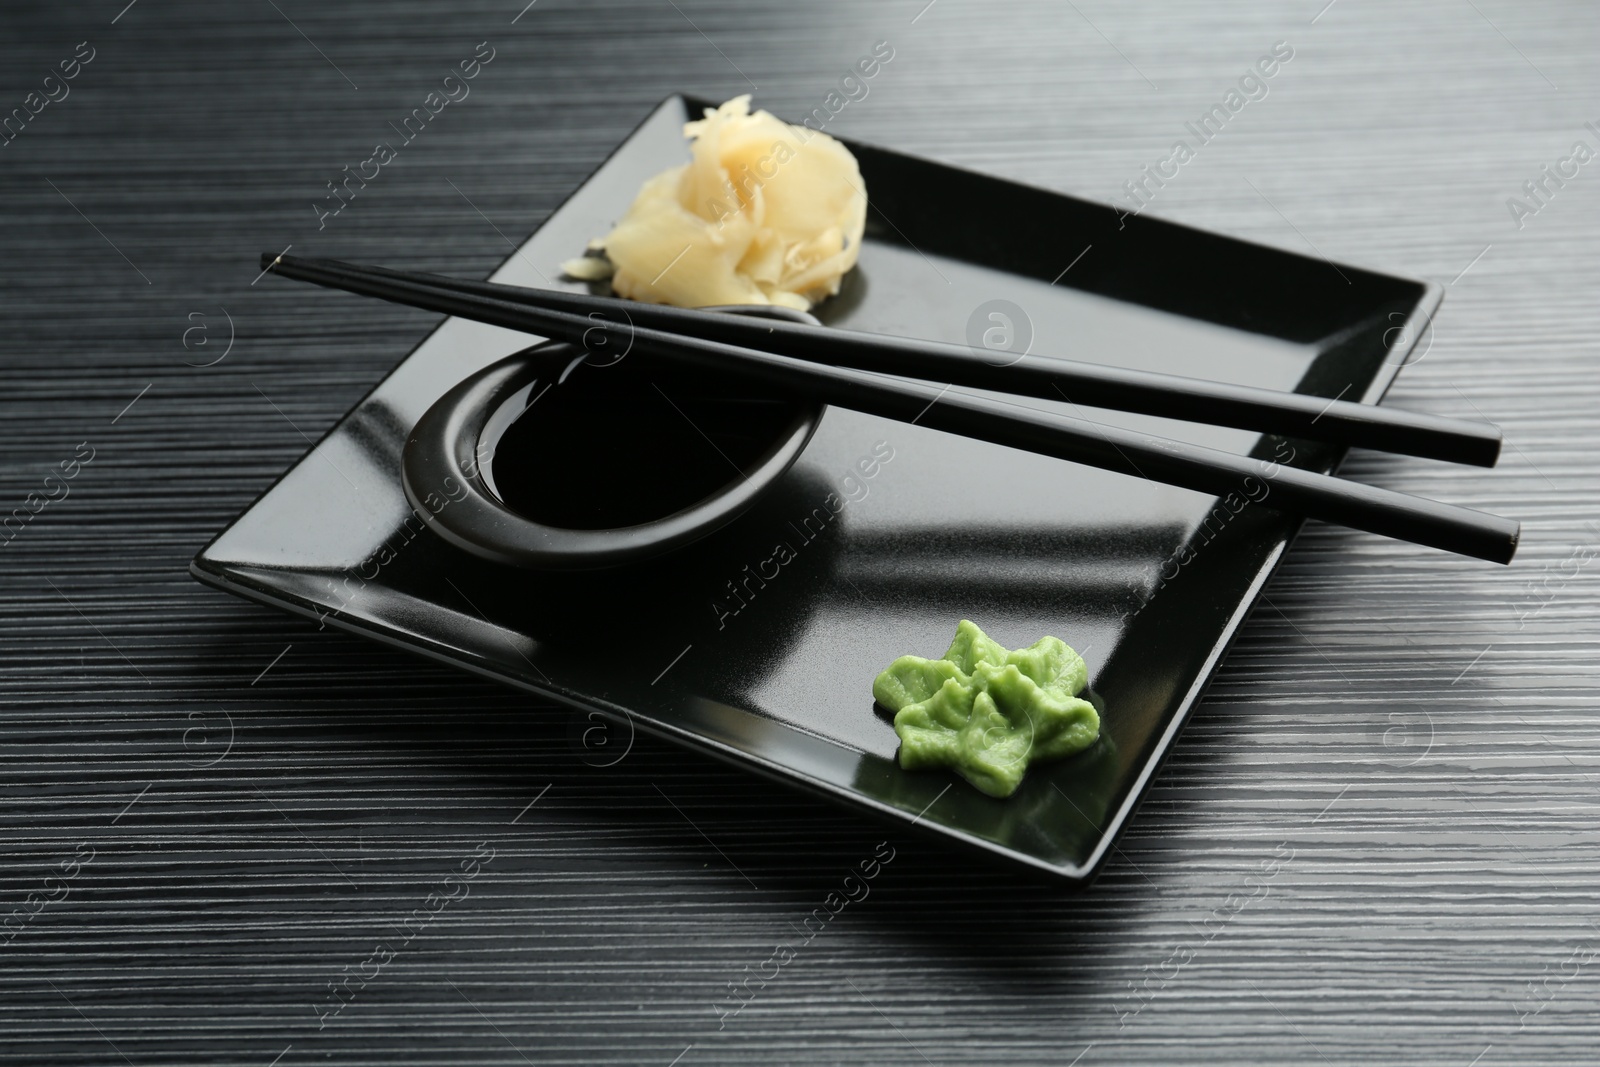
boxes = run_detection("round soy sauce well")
[483,354,805,529]
[402,305,825,571]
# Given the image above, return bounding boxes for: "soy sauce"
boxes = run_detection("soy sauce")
[488,353,805,530]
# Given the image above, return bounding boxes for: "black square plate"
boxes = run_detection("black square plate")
[193,95,1438,884]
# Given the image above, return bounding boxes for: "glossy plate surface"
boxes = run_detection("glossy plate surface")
[192,94,1438,884]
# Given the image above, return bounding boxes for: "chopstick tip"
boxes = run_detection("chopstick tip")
[1501,521,1521,564]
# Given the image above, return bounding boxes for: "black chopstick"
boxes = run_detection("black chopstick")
[260,252,1520,563]
[274,253,1502,468]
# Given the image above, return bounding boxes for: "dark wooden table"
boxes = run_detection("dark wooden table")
[3,1,1596,1062]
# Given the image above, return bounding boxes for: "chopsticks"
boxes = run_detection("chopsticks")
[260,252,1520,564]
[272,254,1502,467]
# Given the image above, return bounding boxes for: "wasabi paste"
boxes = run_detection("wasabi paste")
[873,620,1100,798]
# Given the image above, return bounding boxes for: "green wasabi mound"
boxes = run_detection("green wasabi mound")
[873,620,1100,798]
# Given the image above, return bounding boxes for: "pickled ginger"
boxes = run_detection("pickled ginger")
[561,96,867,311]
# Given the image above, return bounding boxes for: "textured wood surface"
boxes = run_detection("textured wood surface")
[2,1,1598,1063]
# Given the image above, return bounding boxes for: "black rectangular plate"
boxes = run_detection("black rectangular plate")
[193,95,1438,884]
